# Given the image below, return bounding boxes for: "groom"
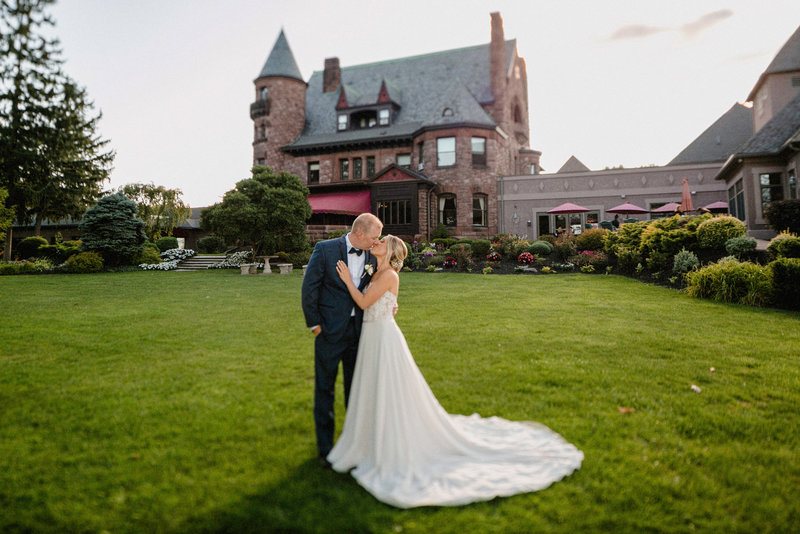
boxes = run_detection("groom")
[301,212,382,467]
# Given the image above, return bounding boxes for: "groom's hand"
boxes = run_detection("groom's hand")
[312,326,322,336]
[393,303,398,316]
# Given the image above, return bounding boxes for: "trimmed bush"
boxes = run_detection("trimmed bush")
[66,251,104,273]
[766,232,800,259]
[275,249,312,269]
[448,243,473,270]
[527,240,553,256]
[17,236,48,259]
[672,248,699,274]
[133,247,162,265]
[432,223,450,239]
[37,244,81,263]
[326,229,349,239]
[764,199,800,234]
[432,238,458,250]
[768,257,800,310]
[639,214,710,271]
[725,237,757,259]
[197,235,226,254]
[574,228,608,252]
[469,239,492,257]
[696,216,746,249]
[604,220,649,256]
[537,234,557,245]
[686,257,772,307]
[553,234,576,261]
[156,236,179,252]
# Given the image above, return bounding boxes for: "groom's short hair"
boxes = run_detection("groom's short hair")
[352,213,382,234]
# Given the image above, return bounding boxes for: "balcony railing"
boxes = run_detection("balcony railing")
[250,99,270,119]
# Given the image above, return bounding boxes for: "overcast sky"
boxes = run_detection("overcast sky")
[47,0,800,208]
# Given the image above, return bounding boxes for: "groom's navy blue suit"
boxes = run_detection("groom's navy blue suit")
[301,235,377,456]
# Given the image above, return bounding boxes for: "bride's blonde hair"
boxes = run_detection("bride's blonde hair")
[384,235,408,272]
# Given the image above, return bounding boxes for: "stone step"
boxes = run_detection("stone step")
[174,255,226,271]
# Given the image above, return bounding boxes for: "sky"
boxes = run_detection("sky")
[46,0,800,208]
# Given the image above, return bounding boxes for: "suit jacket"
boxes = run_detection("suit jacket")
[301,236,377,343]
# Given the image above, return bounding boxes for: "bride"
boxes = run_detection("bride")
[328,235,583,508]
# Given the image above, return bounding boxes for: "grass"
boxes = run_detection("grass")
[1,270,799,533]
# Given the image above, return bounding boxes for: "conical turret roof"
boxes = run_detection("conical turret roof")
[748,25,800,101]
[257,29,303,81]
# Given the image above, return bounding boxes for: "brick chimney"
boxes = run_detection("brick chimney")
[323,57,341,93]
[489,12,508,126]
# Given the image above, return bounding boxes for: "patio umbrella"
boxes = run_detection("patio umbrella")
[547,202,589,235]
[701,201,729,213]
[680,178,694,213]
[607,202,648,215]
[651,201,681,214]
[547,202,590,214]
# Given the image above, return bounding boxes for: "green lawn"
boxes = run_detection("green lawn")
[1,270,798,533]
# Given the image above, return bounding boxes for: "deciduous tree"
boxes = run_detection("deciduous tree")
[118,182,191,241]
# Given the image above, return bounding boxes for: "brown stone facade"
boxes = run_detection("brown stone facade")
[251,76,306,170]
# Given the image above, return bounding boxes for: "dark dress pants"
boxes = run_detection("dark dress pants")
[314,316,358,456]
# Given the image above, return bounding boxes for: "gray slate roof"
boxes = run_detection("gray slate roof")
[257,30,303,82]
[669,103,753,165]
[736,90,800,155]
[748,25,800,100]
[556,155,590,173]
[286,40,517,150]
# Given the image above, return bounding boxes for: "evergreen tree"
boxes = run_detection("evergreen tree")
[0,0,113,259]
[0,187,13,248]
[202,166,312,255]
[79,192,146,266]
[118,182,191,241]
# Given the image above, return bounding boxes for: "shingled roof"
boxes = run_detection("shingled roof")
[747,25,800,101]
[669,103,753,165]
[257,29,303,82]
[285,40,517,152]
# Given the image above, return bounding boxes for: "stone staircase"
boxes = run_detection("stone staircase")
[175,255,225,271]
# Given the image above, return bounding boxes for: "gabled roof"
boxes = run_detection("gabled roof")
[371,164,437,185]
[669,103,753,165]
[747,25,800,101]
[257,30,303,82]
[286,40,517,152]
[715,91,800,180]
[556,155,590,173]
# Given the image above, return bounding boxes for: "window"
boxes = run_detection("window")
[538,214,550,237]
[472,194,487,227]
[790,169,797,199]
[351,109,377,129]
[397,154,411,168]
[377,200,411,225]
[353,157,362,180]
[530,164,537,174]
[471,137,486,166]
[339,158,349,180]
[442,107,454,117]
[437,137,456,167]
[338,114,347,131]
[366,156,375,178]
[257,158,265,166]
[438,194,457,226]
[417,142,424,169]
[308,162,320,184]
[760,172,783,212]
[792,76,800,88]
[729,179,745,221]
[379,108,390,126]
[260,87,268,100]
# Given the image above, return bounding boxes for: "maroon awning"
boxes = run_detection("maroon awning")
[307,190,371,215]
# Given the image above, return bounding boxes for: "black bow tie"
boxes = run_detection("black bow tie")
[348,247,363,256]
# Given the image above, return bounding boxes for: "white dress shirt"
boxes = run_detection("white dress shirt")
[345,233,365,316]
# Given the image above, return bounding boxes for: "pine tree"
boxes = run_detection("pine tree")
[79,192,146,266]
[0,0,113,259]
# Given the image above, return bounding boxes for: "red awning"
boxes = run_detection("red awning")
[307,190,371,215]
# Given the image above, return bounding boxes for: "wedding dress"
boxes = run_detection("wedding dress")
[327,290,583,508]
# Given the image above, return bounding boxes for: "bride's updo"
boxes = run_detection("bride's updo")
[384,235,408,272]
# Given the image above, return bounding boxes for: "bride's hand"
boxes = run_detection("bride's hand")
[336,260,351,284]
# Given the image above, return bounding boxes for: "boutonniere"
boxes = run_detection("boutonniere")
[362,264,374,278]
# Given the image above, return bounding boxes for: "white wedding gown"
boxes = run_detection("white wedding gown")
[327,290,583,508]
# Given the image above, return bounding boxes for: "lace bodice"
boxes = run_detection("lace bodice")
[363,290,397,322]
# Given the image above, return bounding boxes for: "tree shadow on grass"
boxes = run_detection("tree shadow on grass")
[176,458,402,534]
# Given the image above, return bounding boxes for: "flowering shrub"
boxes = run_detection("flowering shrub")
[448,243,473,269]
[210,250,253,269]
[540,266,552,274]
[442,256,457,268]
[160,248,195,262]
[552,262,575,272]
[517,252,536,265]
[0,259,57,275]
[486,251,501,262]
[490,234,530,259]
[571,250,608,269]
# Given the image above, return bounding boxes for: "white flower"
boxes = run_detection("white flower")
[362,264,374,278]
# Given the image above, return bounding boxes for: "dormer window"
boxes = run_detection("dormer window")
[260,87,268,100]
[379,109,390,126]
[442,107,454,117]
[338,114,348,131]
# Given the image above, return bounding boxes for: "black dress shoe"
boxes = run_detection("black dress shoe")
[318,454,332,469]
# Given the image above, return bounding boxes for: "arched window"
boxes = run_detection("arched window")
[438,194,457,227]
[472,194,487,227]
[260,87,268,101]
[513,101,523,123]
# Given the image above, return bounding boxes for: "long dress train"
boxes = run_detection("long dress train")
[327,290,583,508]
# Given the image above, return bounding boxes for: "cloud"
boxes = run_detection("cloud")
[681,9,733,37]
[608,9,733,41]
[609,24,668,41]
